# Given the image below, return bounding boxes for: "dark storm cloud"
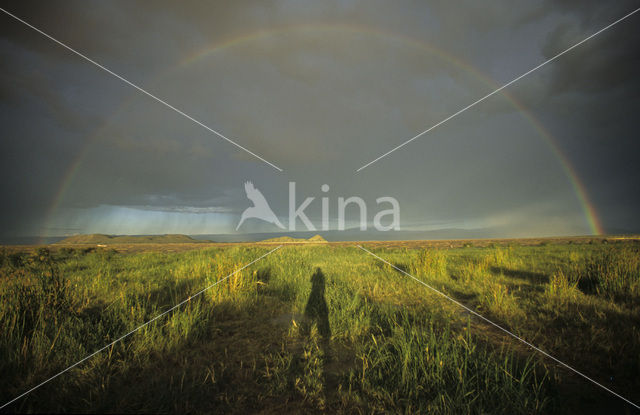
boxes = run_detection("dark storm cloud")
[0,0,201,72]
[528,1,640,233]
[0,0,275,235]
[1,0,639,237]
[538,1,640,94]
[1,5,138,235]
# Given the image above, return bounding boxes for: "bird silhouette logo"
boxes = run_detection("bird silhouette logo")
[236,181,285,230]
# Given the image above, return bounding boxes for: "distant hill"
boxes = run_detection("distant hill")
[259,234,328,244]
[190,227,618,243]
[55,234,211,244]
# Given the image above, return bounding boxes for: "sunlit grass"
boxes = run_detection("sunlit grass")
[0,240,639,413]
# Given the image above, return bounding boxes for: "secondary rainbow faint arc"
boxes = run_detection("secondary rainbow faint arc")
[41,23,604,241]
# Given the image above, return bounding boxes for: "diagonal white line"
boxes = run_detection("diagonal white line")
[0,245,282,411]
[356,244,640,410]
[356,7,640,172]
[0,7,283,172]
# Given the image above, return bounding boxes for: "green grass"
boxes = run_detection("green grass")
[1,241,639,413]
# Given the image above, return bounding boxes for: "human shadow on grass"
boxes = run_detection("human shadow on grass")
[12,267,336,413]
[303,268,331,340]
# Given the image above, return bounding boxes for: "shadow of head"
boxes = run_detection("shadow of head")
[311,267,325,293]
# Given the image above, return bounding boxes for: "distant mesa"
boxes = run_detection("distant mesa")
[53,233,328,245]
[308,234,328,243]
[54,234,211,245]
[259,234,328,244]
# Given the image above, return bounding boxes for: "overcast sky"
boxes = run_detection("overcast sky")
[1,0,639,239]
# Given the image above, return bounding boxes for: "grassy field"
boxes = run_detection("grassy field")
[1,240,639,413]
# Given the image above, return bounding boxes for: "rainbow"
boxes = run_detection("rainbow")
[41,23,604,241]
